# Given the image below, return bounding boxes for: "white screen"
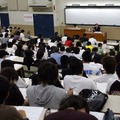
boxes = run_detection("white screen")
[65,8,120,26]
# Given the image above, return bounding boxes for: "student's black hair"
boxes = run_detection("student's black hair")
[59,95,89,113]
[1,60,14,69]
[109,49,116,57]
[102,56,116,74]
[103,40,107,44]
[1,43,7,49]
[87,41,91,46]
[0,75,10,104]
[98,43,102,47]
[93,54,102,63]
[92,47,98,52]
[116,62,120,78]
[21,29,25,33]
[25,49,34,57]
[36,49,44,60]
[1,67,18,82]
[60,55,69,66]
[8,42,13,48]
[69,59,83,75]
[54,47,59,52]
[38,61,58,86]
[67,56,78,65]
[76,41,81,47]
[115,52,120,64]
[12,39,16,44]
[82,51,92,62]
[73,47,80,54]
[0,33,3,37]
[5,33,8,38]
[60,46,65,51]
[17,43,23,49]
[66,47,72,53]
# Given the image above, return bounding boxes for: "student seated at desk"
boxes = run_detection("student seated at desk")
[1,59,28,88]
[23,45,34,70]
[82,51,102,77]
[107,62,120,95]
[27,61,73,109]
[1,67,25,106]
[44,95,98,120]
[95,56,117,83]
[0,75,27,120]
[63,58,97,94]
[15,43,25,57]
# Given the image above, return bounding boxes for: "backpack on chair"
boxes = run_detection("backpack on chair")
[79,89,108,112]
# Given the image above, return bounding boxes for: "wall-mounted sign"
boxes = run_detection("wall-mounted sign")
[24,14,33,22]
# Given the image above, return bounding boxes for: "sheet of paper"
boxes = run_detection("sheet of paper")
[90,112,104,120]
[16,106,44,120]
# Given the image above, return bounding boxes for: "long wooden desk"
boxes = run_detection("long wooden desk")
[64,28,85,38]
[64,29,107,42]
[85,32,107,42]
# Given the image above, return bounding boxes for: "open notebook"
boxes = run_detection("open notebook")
[15,106,46,120]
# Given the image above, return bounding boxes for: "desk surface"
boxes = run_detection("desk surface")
[101,95,120,114]
[22,38,30,42]
[6,56,23,63]
[14,64,23,71]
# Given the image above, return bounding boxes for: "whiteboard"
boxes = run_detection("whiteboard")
[65,7,120,26]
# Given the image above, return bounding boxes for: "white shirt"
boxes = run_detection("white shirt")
[20,33,25,40]
[96,73,118,83]
[64,75,97,94]
[48,40,57,47]
[61,36,67,44]
[83,63,102,76]
[89,37,97,45]
[72,53,82,60]
[90,62,103,70]
[106,79,119,93]
[102,44,110,54]
[6,48,15,55]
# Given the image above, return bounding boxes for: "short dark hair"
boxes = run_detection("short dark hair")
[8,42,13,48]
[69,59,83,75]
[98,43,102,47]
[60,55,68,66]
[102,56,116,74]
[1,43,7,49]
[0,75,10,104]
[82,51,92,62]
[115,52,120,64]
[1,67,18,82]
[38,61,58,85]
[116,62,120,78]
[1,60,14,69]
[93,54,102,63]
[36,49,44,60]
[59,95,89,113]
[73,47,80,54]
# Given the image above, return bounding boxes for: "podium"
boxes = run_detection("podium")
[64,29,107,42]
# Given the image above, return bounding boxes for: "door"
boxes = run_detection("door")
[33,14,54,38]
[0,13,9,28]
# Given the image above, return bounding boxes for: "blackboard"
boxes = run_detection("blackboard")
[64,6,120,26]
